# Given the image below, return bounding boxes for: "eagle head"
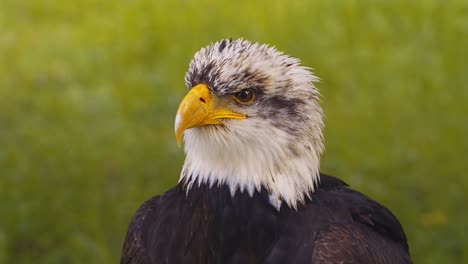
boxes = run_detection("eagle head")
[175,39,324,209]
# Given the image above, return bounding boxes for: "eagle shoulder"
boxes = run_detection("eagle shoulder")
[311,175,411,263]
[121,194,163,264]
[265,174,411,264]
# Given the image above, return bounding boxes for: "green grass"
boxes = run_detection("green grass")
[0,0,467,263]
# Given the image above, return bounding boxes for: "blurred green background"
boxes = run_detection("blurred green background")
[0,0,467,263]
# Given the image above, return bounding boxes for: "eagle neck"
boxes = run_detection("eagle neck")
[179,129,323,210]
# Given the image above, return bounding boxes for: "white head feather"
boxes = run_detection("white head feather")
[179,39,324,210]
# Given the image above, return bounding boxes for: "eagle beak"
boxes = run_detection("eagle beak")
[175,84,246,145]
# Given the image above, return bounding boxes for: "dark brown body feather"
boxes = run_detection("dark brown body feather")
[121,174,410,264]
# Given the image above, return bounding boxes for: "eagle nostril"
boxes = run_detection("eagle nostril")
[199,97,206,103]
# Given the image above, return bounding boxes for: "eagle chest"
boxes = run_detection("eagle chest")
[151,190,281,264]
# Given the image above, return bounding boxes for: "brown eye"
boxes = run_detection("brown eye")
[233,89,255,104]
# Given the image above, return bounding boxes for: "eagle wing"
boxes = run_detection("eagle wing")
[310,188,411,264]
[121,195,161,264]
[264,176,411,264]
[311,222,410,264]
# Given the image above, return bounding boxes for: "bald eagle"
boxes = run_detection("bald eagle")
[121,39,411,264]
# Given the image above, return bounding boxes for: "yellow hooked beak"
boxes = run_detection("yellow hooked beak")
[175,84,246,145]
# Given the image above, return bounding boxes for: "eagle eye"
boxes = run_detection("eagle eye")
[233,88,255,105]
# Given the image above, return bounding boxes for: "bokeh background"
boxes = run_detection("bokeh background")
[1,0,467,263]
